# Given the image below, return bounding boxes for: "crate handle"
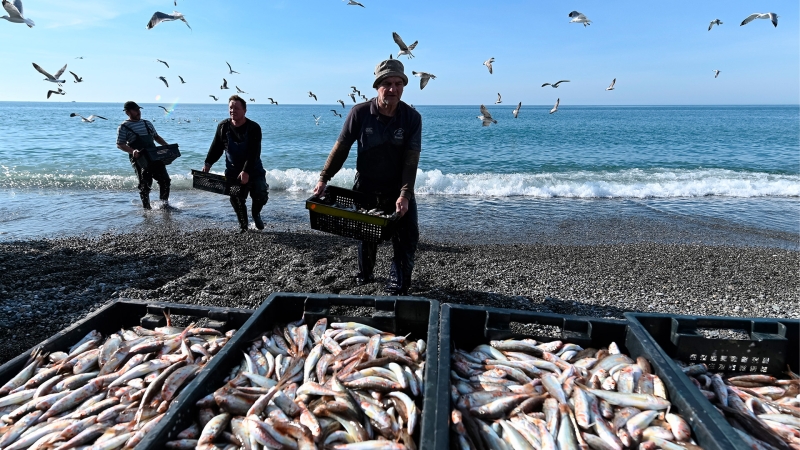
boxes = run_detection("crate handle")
[484,311,593,342]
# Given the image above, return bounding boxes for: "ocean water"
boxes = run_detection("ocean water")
[0,102,798,247]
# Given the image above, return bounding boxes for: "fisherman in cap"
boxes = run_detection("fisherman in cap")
[313,59,422,295]
[116,101,172,210]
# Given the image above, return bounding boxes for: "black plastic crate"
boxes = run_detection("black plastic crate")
[136,144,181,170]
[306,186,398,243]
[141,292,440,450]
[625,313,800,450]
[191,169,248,197]
[436,304,740,450]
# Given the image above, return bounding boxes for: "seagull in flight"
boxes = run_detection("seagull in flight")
[708,19,723,30]
[550,98,560,114]
[313,115,322,125]
[158,76,168,88]
[268,98,278,105]
[337,99,345,108]
[477,105,497,126]
[351,86,361,95]
[308,91,317,101]
[249,98,255,102]
[209,95,218,101]
[69,71,83,83]
[158,106,172,113]
[32,63,67,86]
[330,109,342,117]
[75,56,83,59]
[70,113,107,123]
[344,0,365,7]
[360,94,368,101]
[2,0,34,27]
[741,12,778,28]
[606,78,616,90]
[348,93,356,102]
[412,71,436,89]
[146,11,191,30]
[156,59,169,68]
[512,102,522,118]
[392,32,418,59]
[236,86,247,94]
[713,69,720,78]
[220,78,229,89]
[46,88,65,99]
[226,62,239,74]
[568,11,591,27]
[495,93,502,104]
[178,75,186,84]
[483,57,494,74]
[542,80,570,88]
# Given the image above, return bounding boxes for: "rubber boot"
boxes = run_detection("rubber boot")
[252,198,266,230]
[229,196,249,232]
[159,184,174,210]
[140,192,151,210]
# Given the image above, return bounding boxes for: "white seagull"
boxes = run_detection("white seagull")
[146,11,191,30]
[542,80,570,88]
[46,88,65,99]
[550,98,560,114]
[268,98,278,105]
[477,105,497,126]
[2,0,34,27]
[220,78,229,89]
[741,12,778,28]
[483,57,494,74]
[308,91,317,101]
[606,78,616,90]
[69,71,82,83]
[236,86,247,94]
[344,0,365,7]
[512,102,522,118]
[392,32,418,59]
[495,93,502,104]
[313,115,322,126]
[412,71,436,90]
[158,76,168,88]
[70,113,107,123]
[708,19,723,31]
[156,59,169,68]
[713,69,720,78]
[568,11,591,27]
[209,95,218,101]
[337,99,345,108]
[32,63,67,86]
[226,62,239,74]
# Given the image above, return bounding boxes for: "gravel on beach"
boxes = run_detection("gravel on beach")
[0,224,797,364]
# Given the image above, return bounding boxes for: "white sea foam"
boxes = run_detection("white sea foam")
[2,167,798,198]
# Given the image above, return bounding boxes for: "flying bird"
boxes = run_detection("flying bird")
[268,98,278,105]
[32,63,67,86]
[308,91,317,101]
[512,102,522,118]
[337,99,345,108]
[392,32,418,59]
[1,0,34,27]
[606,78,616,90]
[708,19,723,30]
[569,11,591,26]
[75,57,83,59]
[477,105,497,126]
[550,98,560,114]
[46,88,65,99]
[495,93,502,104]
[348,93,356,102]
[158,76,169,88]
[209,95,218,101]
[158,106,172,113]
[713,69,720,78]
[344,0,365,7]
[330,109,342,117]
[351,86,361,95]
[70,113,107,123]
[249,98,255,102]
[236,86,247,94]
[156,59,169,68]
[542,80,570,88]
[69,71,83,83]
[360,94,368,101]
[220,78,229,89]
[226,62,239,74]
[313,115,322,125]
[411,71,436,90]
[741,12,778,27]
[483,57,494,74]
[146,11,191,30]
[178,76,186,84]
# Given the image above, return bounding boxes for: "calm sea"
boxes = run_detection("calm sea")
[1,102,798,247]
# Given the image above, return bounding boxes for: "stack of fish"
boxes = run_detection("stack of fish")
[0,319,234,450]
[165,318,426,450]
[678,362,800,449]
[449,339,700,450]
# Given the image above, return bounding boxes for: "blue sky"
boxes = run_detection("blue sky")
[0,0,797,105]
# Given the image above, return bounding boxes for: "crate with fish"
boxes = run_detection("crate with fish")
[625,312,800,450]
[191,169,248,197]
[306,186,399,243]
[435,303,725,450]
[0,299,253,450]
[143,292,439,450]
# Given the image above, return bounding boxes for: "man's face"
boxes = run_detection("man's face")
[125,108,141,121]
[377,76,404,108]
[229,100,246,122]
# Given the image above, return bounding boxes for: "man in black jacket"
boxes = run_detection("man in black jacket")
[202,95,269,232]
